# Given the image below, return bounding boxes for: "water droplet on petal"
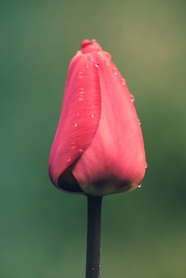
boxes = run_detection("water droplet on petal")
[86,57,90,68]
[88,54,94,61]
[90,113,95,118]
[74,122,78,127]
[79,88,84,93]
[79,95,84,101]
[138,184,142,188]
[70,142,76,149]
[139,119,141,126]
[130,94,135,102]
[76,51,81,56]
[77,112,80,117]
[78,71,83,78]
[112,68,118,75]
[145,163,148,169]
[92,104,95,108]
[79,146,84,153]
[121,78,126,85]
[66,157,72,163]
[95,63,99,67]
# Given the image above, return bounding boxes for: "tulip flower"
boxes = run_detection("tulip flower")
[48,39,146,196]
[48,39,147,278]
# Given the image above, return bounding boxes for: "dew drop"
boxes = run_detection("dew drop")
[86,57,90,68]
[77,112,80,117]
[79,146,84,152]
[74,122,78,127]
[79,88,84,93]
[66,157,72,163]
[79,95,84,101]
[95,63,99,67]
[76,51,81,56]
[121,78,126,85]
[92,104,95,108]
[145,162,148,169]
[138,184,142,188]
[130,94,135,102]
[78,71,83,78]
[138,119,141,126]
[70,142,76,149]
[88,54,94,61]
[90,113,95,118]
[112,68,118,75]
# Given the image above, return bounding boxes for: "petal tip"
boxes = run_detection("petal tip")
[81,39,103,54]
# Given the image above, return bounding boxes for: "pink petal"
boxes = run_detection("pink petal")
[48,51,101,191]
[72,49,146,195]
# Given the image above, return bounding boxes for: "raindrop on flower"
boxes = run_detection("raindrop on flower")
[112,68,118,75]
[139,119,141,126]
[86,58,90,68]
[95,63,99,67]
[121,78,126,85]
[138,184,142,188]
[88,54,94,61]
[90,113,95,118]
[79,88,84,93]
[70,142,76,149]
[79,95,84,101]
[79,146,84,153]
[66,157,72,163]
[78,71,83,78]
[74,122,78,127]
[130,94,135,102]
[145,163,148,169]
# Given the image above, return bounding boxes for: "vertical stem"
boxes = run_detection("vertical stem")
[85,195,103,278]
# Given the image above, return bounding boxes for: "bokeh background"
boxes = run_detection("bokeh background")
[1,0,186,277]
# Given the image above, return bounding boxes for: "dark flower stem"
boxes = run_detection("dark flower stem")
[85,195,103,278]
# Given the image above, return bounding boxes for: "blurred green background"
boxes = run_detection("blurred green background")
[1,0,186,277]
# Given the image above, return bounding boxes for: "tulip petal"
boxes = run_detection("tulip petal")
[72,50,146,195]
[48,52,101,191]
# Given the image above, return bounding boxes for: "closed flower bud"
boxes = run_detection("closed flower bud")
[48,39,147,196]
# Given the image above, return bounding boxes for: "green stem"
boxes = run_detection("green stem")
[85,195,103,278]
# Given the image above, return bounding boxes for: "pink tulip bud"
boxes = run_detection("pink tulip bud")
[48,39,147,196]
